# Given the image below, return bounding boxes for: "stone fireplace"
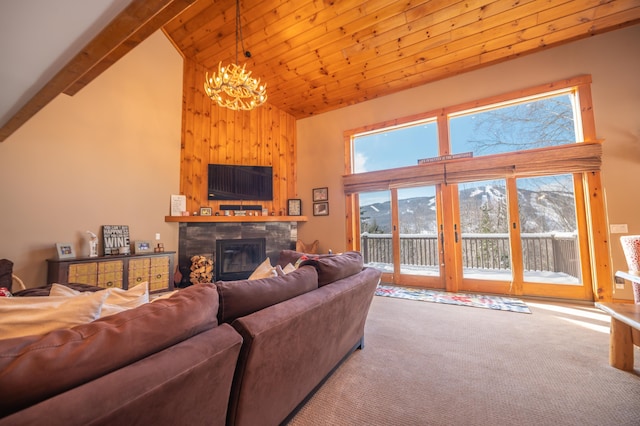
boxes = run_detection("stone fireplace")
[177,221,297,286]
[215,238,266,281]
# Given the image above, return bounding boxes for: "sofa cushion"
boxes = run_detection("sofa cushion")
[216,265,318,324]
[279,251,364,287]
[311,251,364,286]
[0,283,220,417]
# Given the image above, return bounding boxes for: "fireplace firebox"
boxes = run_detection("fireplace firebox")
[215,238,266,281]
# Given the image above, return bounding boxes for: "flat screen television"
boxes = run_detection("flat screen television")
[207,164,273,201]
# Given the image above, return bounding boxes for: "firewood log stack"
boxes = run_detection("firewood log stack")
[189,255,214,284]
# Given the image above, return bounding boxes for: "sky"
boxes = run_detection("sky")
[354,93,576,206]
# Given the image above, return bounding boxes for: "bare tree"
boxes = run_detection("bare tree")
[467,97,576,154]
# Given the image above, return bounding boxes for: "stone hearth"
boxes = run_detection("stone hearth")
[177,221,297,286]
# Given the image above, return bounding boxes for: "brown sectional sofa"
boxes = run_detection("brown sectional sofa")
[0,250,381,426]
[0,284,243,426]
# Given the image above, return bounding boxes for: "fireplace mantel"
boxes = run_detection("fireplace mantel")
[165,215,307,223]
[175,219,299,287]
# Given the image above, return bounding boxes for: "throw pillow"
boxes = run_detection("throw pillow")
[296,239,319,254]
[275,263,296,276]
[248,258,278,280]
[49,282,149,317]
[13,282,103,297]
[299,251,364,287]
[0,291,108,340]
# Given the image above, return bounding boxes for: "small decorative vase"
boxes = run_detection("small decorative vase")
[620,235,640,275]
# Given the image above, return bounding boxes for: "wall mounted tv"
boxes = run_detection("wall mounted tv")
[207,164,273,201]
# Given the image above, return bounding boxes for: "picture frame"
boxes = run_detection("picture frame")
[313,202,329,216]
[55,242,76,259]
[312,187,328,202]
[170,194,187,216]
[199,207,213,216]
[288,199,302,216]
[134,240,153,254]
[102,225,130,255]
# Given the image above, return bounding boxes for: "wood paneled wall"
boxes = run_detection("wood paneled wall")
[179,58,297,214]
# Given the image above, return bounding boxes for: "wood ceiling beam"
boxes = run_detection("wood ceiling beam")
[0,0,197,143]
[64,0,197,96]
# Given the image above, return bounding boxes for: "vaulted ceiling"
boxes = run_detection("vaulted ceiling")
[2,0,639,142]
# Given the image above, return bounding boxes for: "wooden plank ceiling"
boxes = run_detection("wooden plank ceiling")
[163,0,640,118]
[1,0,639,142]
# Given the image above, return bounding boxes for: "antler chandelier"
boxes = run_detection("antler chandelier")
[204,0,267,111]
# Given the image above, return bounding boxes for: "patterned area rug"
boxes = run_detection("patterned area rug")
[375,284,531,314]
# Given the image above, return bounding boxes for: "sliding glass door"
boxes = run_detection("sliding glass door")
[456,179,512,293]
[358,186,444,288]
[452,174,592,299]
[397,186,443,287]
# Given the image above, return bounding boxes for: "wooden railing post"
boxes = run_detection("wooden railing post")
[361,234,369,264]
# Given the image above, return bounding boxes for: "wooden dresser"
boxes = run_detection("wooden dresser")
[47,252,175,293]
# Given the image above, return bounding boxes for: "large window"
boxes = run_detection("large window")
[449,93,580,156]
[351,91,583,175]
[352,119,438,173]
[345,76,605,300]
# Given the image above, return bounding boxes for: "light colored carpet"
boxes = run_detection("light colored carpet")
[286,296,640,425]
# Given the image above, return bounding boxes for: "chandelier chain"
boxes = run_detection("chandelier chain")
[203,0,267,111]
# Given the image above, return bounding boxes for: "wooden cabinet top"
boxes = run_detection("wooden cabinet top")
[47,252,175,263]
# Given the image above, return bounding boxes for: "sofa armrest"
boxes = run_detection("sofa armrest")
[227,267,381,426]
[0,324,243,426]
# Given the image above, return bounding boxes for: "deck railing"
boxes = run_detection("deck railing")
[360,232,580,278]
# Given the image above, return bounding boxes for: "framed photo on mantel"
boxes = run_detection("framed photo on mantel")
[199,207,213,216]
[288,199,302,216]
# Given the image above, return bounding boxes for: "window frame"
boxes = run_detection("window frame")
[343,75,613,301]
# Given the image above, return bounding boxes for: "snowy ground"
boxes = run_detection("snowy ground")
[367,262,581,285]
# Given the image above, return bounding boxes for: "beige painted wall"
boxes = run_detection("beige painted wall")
[296,24,640,300]
[0,31,183,288]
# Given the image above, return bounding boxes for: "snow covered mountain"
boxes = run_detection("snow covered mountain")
[360,185,577,235]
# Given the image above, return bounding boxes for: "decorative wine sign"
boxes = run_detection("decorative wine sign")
[102,225,130,255]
